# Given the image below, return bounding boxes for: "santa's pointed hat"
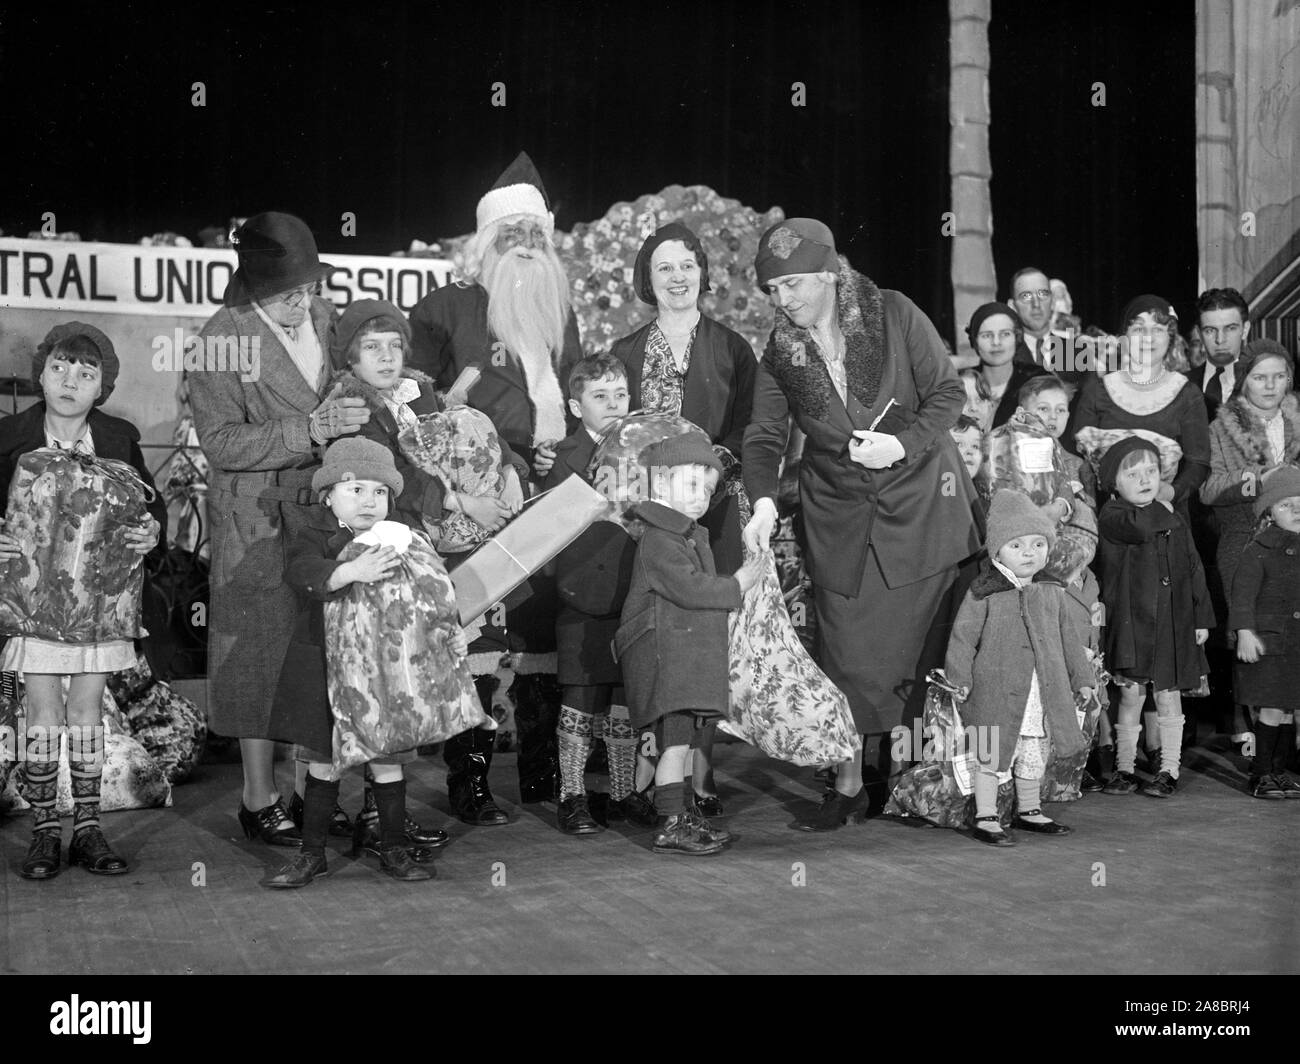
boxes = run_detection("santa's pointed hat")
[476,151,554,235]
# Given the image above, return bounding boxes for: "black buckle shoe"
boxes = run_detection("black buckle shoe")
[20,831,61,880]
[1011,809,1073,835]
[971,815,1016,847]
[404,814,449,848]
[692,792,725,818]
[352,817,440,864]
[238,799,303,846]
[557,794,604,835]
[261,851,329,889]
[68,827,129,875]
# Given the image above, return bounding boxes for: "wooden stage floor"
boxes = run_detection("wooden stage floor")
[2,735,1296,975]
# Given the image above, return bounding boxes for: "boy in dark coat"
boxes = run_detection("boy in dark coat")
[614,433,763,855]
[945,490,1094,846]
[1229,465,1300,798]
[545,355,654,834]
[1096,437,1215,799]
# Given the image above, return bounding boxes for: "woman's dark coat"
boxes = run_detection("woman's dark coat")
[1227,524,1300,710]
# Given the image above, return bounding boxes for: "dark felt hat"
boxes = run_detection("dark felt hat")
[223,212,333,306]
[33,321,120,405]
[755,218,839,287]
[1098,435,1161,494]
[330,299,412,368]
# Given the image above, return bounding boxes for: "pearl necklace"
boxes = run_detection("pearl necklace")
[1121,366,1167,390]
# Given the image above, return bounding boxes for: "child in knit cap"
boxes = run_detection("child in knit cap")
[262,438,443,889]
[944,490,1094,846]
[614,432,763,855]
[1096,436,1215,798]
[1229,464,1300,798]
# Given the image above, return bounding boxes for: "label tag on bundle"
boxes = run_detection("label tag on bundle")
[1016,437,1056,474]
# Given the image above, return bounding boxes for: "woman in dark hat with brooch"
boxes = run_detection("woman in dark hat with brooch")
[186,212,372,849]
[610,222,758,816]
[742,218,982,831]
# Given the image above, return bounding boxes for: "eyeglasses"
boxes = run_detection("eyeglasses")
[1015,289,1052,304]
[270,283,319,307]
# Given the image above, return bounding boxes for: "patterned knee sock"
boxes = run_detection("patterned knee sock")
[24,725,61,837]
[556,706,593,801]
[603,709,637,801]
[1157,716,1184,778]
[68,723,105,839]
[1115,724,1141,774]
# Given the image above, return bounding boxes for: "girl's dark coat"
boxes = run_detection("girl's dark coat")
[944,564,1092,767]
[1097,497,1216,688]
[613,501,741,729]
[1228,524,1300,710]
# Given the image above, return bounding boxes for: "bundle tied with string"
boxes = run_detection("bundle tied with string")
[0,448,154,643]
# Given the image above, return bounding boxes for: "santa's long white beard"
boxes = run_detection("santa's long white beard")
[484,246,570,446]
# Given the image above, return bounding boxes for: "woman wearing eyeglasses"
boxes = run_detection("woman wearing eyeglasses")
[1070,295,1211,526]
[187,212,372,848]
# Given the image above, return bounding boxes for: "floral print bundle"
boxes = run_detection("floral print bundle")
[0,448,152,643]
[397,405,506,553]
[1038,650,1107,802]
[722,553,860,766]
[324,522,489,774]
[986,411,1098,584]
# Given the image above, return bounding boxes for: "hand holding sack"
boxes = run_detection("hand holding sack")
[324,521,491,775]
[722,551,860,766]
[0,448,154,643]
[987,411,1098,583]
[398,405,507,551]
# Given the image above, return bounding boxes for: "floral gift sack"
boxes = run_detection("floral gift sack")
[1073,426,1184,484]
[986,411,1098,584]
[0,448,153,644]
[722,552,860,766]
[1039,648,1108,802]
[398,405,507,553]
[885,670,1016,829]
[324,521,490,774]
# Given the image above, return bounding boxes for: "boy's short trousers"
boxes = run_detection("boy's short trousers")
[562,683,626,715]
[642,710,715,751]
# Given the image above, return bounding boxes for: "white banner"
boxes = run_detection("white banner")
[0,237,457,317]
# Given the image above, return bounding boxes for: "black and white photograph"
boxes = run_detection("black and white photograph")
[0,0,1296,1009]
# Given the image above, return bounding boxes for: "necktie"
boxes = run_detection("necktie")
[1207,365,1224,407]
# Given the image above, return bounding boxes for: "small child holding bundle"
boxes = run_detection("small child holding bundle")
[614,433,763,855]
[263,439,446,889]
[1096,437,1215,798]
[1229,465,1300,798]
[944,491,1093,846]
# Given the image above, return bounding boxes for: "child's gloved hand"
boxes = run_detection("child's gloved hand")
[1236,629,1263,663]
[125,516,161,555]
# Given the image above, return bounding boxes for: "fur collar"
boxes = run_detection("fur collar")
[969,561,1058,600]
[1254,523,1300,551]
[764,257,885,421]
[1213,393,1300,467]
[328,367,435,415]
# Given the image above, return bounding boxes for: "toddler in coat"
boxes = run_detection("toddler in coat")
[614,432,762,855]
[1096,437,1215,799]
[1230,465,1300,798]
[944,490,1094,846]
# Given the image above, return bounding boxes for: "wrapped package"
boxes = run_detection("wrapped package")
[722,553,859,766]
[398,405,507,552]
[325,521,490,774]
[0,448,152,644]
[450,476,612,626]
[986,412,1098,584]
[107,652,208,785]
[885,670,1015,829]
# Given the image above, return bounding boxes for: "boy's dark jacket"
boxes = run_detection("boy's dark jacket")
[545,427,635,687]
[944,563,1092,767]
[0,403,169,559]
[267,522,356,753]
[614,500,741,729]
[1097,496,1215,688]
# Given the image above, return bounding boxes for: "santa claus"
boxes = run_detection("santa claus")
[409,152,583,824]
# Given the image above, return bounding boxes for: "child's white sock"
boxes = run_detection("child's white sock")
[1115,723,1141,774]
[1158,716,1184,779]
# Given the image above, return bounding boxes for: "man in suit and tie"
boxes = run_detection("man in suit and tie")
[1188,287,1251,423]
[1008,265,1086,385]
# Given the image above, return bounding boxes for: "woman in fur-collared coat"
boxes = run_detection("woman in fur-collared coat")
[1200,342,1299,597]
[741,219,983,830]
